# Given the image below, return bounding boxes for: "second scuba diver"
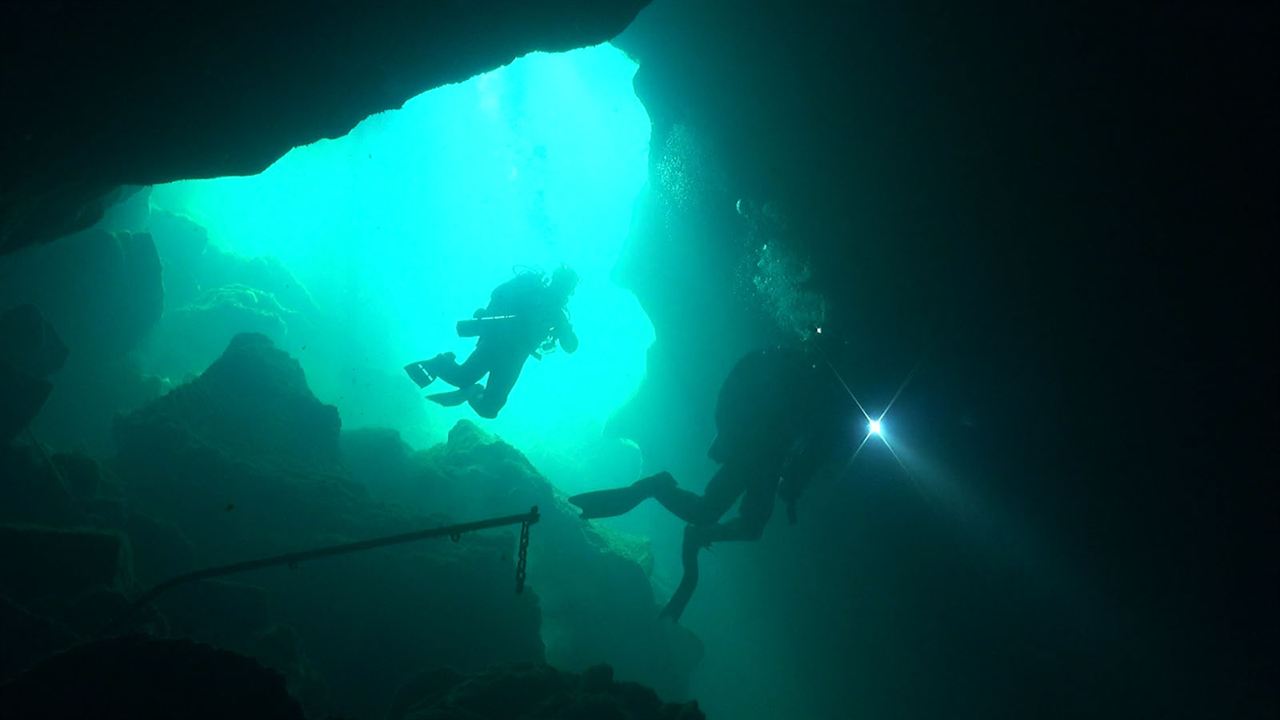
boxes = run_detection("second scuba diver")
[405,266,579,419]
[569,346,850,621]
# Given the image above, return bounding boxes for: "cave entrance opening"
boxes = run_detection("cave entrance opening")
[146,44,655,478]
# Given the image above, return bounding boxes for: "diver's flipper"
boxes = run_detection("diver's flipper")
[404,361,436,389]
[569,472,676,520]
[407,353,459,389]
[568,486,649,520]
[426,384,481,407]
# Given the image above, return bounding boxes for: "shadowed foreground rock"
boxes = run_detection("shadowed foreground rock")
[390,663,703,720]
[0,635,305,720]
[111,333,543,716]
[345,421,704,701]
[2,331,704,717]
[0,305,67,444]
[0,229,165,450]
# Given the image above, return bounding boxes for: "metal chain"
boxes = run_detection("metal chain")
[515,517,531,594]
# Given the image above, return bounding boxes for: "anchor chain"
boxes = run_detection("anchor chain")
[101,507,540,637]
[515,509,532,594]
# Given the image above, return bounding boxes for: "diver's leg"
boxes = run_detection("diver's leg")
[700,470,779,543]
[432,345,491,388]
[652,465,746,526]
[572,467,745,524]
[469,351,527,419]
[660,524,704,622]
[654,466,752,622]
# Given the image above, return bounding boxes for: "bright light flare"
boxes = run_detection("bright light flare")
[868,418,883,436]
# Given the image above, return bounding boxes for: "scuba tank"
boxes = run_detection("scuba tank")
[455,315,519,337]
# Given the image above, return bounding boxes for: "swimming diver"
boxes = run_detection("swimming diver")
[405,266,579,419]
[569,346,848,621]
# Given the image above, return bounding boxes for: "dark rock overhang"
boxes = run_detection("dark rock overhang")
[0,0,649,254]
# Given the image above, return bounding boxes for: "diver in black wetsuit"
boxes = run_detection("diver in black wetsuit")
[405,266,579,419]
[570,346,847,621]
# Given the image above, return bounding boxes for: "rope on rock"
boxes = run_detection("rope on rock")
[102,506,539,636]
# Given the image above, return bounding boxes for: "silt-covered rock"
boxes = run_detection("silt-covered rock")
[111,333,544,717]
[0,636,305,720]
[347,420,703,701]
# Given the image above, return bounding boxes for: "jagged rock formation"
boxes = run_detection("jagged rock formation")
[0,227,165,450]
[0,594,78,682]
[2,329,703,717]
[0,0,650,252]
[116,331,344,500]
[0,526,125,609]
[145,211,317,380]
[0,229,162,357]
[111,333,544,716]
[0,436,141,678]
[354,420,703,700]
[389,663,703,720]
[608,4,1277,718]
[0,305,67,444]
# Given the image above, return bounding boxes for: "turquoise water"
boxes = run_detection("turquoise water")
[150,44,655,467]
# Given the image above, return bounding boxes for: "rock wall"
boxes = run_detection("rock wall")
[1,332,698,718]
[0,223,166,450]
[389,663,703,720]
[610,3,1277,718]
[0,636,306,720]
[1,0,650,252]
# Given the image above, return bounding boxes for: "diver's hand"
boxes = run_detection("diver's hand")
[473,308,487,318]
[558,323,580,354]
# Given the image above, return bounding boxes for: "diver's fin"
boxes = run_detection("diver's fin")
[404,361,436,389]
[425,384,480,407]
[569,472,677,520]
[568,485,651,519]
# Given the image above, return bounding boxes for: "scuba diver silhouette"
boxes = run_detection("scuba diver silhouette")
[405,266,579,419]
[570,346,848,621]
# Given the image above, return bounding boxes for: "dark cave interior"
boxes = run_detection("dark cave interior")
[2,2,1276,719]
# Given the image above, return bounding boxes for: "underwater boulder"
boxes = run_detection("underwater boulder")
[145,211,320,381]
[147,284,299,381]
[111,335,545,717]
[0,230,162,358]
[118,332,341,475]
[271,529,544,718]
[0,443,78,527]
[0,305,67,444]
[0,231,165,450]
[0,525,127,610]
[0,304,68,381]
[341,427,451,506]
[149,211,317,315]
[365,420,702,700]
[0,594,78,681]
[249,624,331,717]
[388,662,704,720]
[113,332,355,562]
[0,635,306,720]
[0,368,51,448]
[121,510,197,586]
[157,579,274,648]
